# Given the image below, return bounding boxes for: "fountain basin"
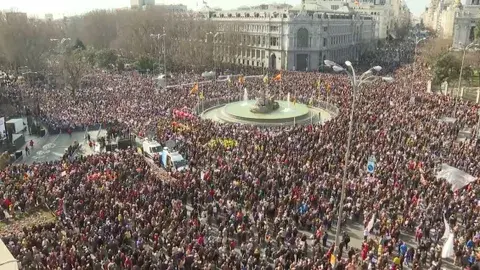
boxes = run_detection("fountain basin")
[202,100,334,126]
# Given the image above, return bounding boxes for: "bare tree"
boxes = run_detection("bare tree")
[80,10,118,49]
[60,48,90,97]
[0,13,60,72]
[419,38,452,67]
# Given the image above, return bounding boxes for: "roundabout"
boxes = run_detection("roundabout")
[201,99,335,126]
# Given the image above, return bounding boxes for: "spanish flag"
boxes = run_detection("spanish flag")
[273,73,282,82]
[263,75,269,84]
[326,83,331,93]
[199,91,204,100]
[238,76,245,84]
[190,83,199,95]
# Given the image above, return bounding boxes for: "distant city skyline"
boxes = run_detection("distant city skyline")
[0,0,429,18]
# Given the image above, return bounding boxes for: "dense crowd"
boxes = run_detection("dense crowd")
[0,38,480,270]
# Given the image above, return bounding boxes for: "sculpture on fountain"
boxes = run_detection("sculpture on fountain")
[250,88,279,114]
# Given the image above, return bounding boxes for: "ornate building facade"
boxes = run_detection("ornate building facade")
[423,0,479,48]
[207,8,376,71]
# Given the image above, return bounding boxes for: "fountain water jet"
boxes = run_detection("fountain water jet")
[241,88,249,106]
[283,93,292,112]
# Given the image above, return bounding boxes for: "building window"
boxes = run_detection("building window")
[323,26,328,32]
[270,37,279,46]
[331,5,339,10]
[323,38,327,47]
[270,25,279,32]
[297,28,309,48]
[469,26,475,42]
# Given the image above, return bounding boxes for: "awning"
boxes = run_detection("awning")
[436,163,477,191]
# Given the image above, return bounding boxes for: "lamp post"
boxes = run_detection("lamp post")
[150,28,167,87]
[454,41,478,117]
[206,32,220,80]
[324,59,394,267]
[411,36,426,97]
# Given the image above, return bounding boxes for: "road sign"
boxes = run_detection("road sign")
[367,156,376,174]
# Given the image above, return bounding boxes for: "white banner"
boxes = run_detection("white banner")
[441,232,455,258]
[0,117,5,139]
[442,216,451,240]
[436,163,477,191]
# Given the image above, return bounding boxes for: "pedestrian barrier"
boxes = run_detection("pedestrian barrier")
[432,84,480,103]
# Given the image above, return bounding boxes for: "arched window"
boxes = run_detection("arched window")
[297,28,309,48]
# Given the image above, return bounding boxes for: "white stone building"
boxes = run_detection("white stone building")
[423,0,479,48]
[452,0,480,47]
[302,0,409,40]
[207,8,376,71]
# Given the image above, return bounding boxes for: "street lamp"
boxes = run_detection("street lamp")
[206,32,220,80]
[150,28,167,87]
[454,40,479,117]
[324,59,393,266]
[411,36,427,97]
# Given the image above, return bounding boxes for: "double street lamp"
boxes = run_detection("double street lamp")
[324,59,394,266]
[150,28,167,87]
[205,32,220,80]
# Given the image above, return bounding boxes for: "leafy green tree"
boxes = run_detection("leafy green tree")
[135,55,156,73]
[433,53,472,85]
[116,58,125,71]
[433,53,460,85]
[95,49,118,69]
[73,38,86,50]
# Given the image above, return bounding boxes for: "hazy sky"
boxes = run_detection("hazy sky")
[0,0,429,18]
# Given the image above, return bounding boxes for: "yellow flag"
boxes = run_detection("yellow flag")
[292,97,297,106]
[199,91,204,100]
[190,83,199,95]
[273,73,282,81]
[330,254,336,266]
[308,97,313,106]
[263,75,269,84]
[316,80,321,90]
[238,76,245,84]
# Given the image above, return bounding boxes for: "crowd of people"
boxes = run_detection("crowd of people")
[0,36,479,270]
